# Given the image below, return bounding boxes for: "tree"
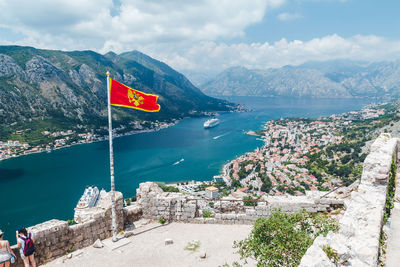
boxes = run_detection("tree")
[260,173,272,193]
[231,179,241,189]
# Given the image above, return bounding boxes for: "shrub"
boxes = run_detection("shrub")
[67,219,77,226]
[243,196,258,207]
[158,184,179,192]
[323,245,339,264]
[233,210,338,266]
[384,159,397,224]
[125,198,131,206]
[185,240,200,251]
[158,217,167,224]
[203,210,212,218]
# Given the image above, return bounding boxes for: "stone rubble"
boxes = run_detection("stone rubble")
[93,239,104,248]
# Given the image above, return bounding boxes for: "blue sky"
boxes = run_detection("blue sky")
[243,0,400,43]
[0,0,399,72]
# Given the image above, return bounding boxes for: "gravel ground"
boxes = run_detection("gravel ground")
[43,221,256,267]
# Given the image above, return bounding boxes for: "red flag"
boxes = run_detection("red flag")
[110,78,161,112]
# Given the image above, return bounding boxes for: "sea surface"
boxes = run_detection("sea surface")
[0,96,377,239]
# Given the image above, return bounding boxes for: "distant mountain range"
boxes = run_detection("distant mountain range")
[199,60,400,98]
[0,46,235,139]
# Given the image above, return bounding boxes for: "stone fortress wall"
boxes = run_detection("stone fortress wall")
[300,133,399,266]
[135,182,345,225]
[10,191,142,266]
[8,133,397,266]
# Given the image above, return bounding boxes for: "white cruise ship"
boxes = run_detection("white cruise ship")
[75,186,100,209]
[204,118,220,129]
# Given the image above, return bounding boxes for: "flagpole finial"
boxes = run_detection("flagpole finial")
[106,71,110,77]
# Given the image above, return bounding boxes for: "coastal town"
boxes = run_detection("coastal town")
[0,120,176,161]
[169,104,391,200]
[0,105,238,161]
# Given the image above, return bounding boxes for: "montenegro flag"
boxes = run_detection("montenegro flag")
[110,78,161,112]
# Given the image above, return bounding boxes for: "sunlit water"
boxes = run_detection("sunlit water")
[0,96,376,239]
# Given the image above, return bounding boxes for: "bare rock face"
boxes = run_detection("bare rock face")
[0,54,26,79]
[123,73,137,84]
[69,69,83,87]
[78,64,104,95]
[26,56,67,84]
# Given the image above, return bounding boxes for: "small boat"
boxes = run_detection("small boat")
[173,158,184,165]
[204,118,220,129]
[213,132,229,140]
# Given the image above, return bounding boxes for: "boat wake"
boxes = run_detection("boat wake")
[213,132,229,140]
[173,158,184,165]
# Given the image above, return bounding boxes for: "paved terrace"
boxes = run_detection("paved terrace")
[43,221,255,267]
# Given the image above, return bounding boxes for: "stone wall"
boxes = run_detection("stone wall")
[10,191,143,267]
[136,182,344,225]
[10,133,395,267]
[300,134,399,267]
[123,203,143,228]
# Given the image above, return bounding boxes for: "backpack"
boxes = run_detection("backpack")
[20,233,35,256]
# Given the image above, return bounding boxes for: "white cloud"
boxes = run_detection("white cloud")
[0,0,285,52]
[277,12,303,21]
[158,34,400,72]
[0,0,399,76]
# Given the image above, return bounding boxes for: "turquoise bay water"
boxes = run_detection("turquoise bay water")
[0,97,375,239]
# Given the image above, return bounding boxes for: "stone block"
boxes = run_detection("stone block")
[93,239,104,248]
[165,238,173,245]
[199,251,207,259]
[246,209,256,216]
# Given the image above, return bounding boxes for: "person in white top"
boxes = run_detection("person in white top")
[17,227,36,267]
[0,229,16,267]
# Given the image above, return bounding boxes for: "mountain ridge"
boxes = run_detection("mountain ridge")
[199,60,400,98]
[0,45,235,143]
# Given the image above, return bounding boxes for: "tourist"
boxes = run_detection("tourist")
[17,227,36,267]
[0,229,16,267]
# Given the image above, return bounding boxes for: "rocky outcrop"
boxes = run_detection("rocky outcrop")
[26,56,68,84]
[0,54,26,79]
[300,133,399,267]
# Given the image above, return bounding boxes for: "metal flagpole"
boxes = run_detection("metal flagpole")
[106,71,118,242]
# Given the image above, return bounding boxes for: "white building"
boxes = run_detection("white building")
[205,186,219,199]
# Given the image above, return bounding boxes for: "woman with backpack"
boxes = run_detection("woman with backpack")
[16,227,36,267]
[0,229,17,267]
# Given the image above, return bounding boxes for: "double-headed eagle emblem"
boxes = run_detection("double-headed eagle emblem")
[127,88,144,106]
